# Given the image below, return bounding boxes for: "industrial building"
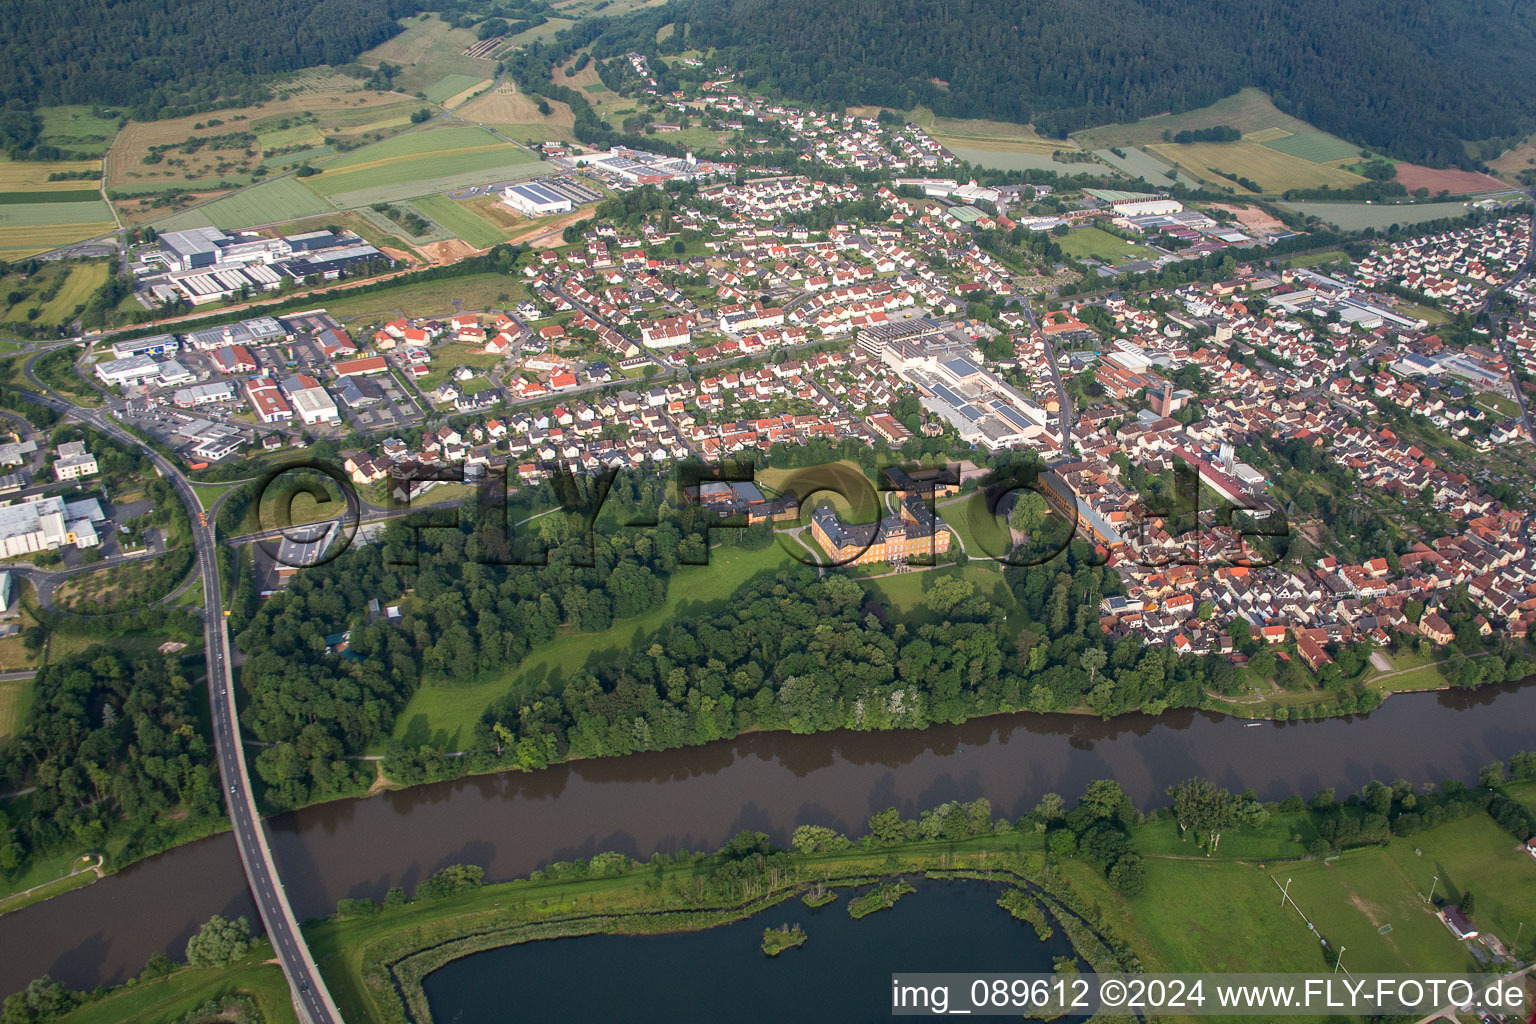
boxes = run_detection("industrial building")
[502,181,575,217]
[0,495,100,556]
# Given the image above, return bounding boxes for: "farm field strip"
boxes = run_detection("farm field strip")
[313,156,544,210]
[425,74,488,104]
[0,223,115,257]
[0,157,102,192]
[0,201,115,226]
[1146,140,1368,192]
[184,177,335,230]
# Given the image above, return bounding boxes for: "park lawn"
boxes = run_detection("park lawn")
[58,945,298,1024]
[324,272,523,322]
[1057,226,1154,263]
[859,563,1012,626]
[758,459,880,521]
[384,542,795,751]
[1147,141,1367,193]
[939,491,1015,562]
[412,193,506,249]
[0,678,33,744]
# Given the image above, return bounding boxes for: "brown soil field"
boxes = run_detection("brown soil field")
[424,238,478,263]
[1392,163,1508,195]
[1208,203,1288,235]
[115,190,231,226]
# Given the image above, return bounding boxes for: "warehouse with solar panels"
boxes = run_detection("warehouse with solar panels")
[502,181,575,217]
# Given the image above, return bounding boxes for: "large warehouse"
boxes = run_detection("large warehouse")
[502,181,575,217]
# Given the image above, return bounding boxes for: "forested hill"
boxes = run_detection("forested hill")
[0,0,418,120]
[669,0,1536,166]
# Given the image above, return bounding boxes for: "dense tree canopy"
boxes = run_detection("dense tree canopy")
[0,0,418,121]
[667,0,1536,166]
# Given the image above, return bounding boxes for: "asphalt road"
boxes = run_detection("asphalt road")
[14,381,340,1024]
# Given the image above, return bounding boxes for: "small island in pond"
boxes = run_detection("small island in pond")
[761,923,808,956]
[848,881,917,919]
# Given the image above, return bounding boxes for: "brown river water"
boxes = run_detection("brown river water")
[3,682,1534,995]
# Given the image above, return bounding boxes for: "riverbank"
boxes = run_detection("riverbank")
[5,658,1513,924]
[7,684,1535,1002]
[52,777,1536,1024]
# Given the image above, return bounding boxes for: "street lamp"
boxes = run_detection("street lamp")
[1334,946,1345,974]
[1427,875,1438,903]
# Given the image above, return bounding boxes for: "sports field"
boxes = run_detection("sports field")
[1057,226,1155,263]
[1147,141,1368,192]
[303,127,543,208]
[412,194,506,249]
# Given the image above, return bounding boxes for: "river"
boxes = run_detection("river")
[3,682,1535,996]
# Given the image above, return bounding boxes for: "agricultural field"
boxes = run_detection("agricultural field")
[1092,148,1204,189]
[104,73,411,194]
[1057,226,1156,263]
[1072,88,1329,150]
[0,261,110,325]
[358,15,498,95]
[150,177,334,232]
[423,73,489,105]
[35,106,123,157]
[0,156,102,193]
[945,146,1082,173]
[458,81,578,143]
[1258,128,1361,164]
[1279,199,1479,231]
[1391,162,1509,196]
[411,194,506,249]
[1146,140,1367,192]
[301,126,543,208]
[0,207,114,258]
[0,157,114,256]
[1488,131,1536,179]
